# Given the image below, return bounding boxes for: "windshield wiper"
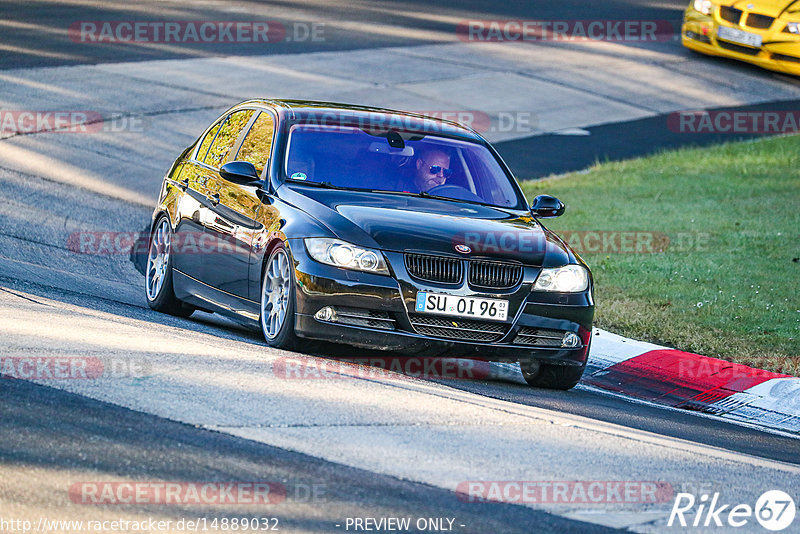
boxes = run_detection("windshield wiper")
[367,189,476,205]
[287,182,488,207]
[366,189,447,201]
[286,180,349,190]
[416,190,462,203]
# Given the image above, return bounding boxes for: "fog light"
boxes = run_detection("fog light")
[315,306,337,322]
[562,332,581,348]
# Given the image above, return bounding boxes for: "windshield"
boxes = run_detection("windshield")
[283,124,524,209]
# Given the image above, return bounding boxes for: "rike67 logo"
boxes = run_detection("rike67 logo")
[669,490,796,531]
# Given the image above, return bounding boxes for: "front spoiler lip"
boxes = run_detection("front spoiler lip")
[294,313,589,365]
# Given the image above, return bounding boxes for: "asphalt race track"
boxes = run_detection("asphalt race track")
[1,0,688,69]
[1,1,800,532]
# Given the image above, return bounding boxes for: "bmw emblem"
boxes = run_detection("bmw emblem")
[455,244,471,254]
[747,3,754,7]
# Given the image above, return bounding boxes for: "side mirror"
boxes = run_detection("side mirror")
[530,195,565,218]
[220,161,260,185]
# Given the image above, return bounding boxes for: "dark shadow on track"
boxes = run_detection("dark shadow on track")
[0,378,613,534]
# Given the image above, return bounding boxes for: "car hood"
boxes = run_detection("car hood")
[281,186,576,266]
[729,0,799,17]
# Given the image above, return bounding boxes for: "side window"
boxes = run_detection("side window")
[203,109,255,168]
[236,111,275,175]
[196,121,223,163]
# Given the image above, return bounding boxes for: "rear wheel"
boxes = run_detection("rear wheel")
[520,360,586,390]
[260,244,301,350]
[145,216,194,317]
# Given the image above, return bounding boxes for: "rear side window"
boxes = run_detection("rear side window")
[236,111,275,175]
[203,109,255,168]
[196,121,222,163]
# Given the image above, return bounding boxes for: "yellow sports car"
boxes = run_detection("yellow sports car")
[682,0,800,75]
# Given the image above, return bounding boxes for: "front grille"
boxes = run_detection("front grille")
[335,307,395,330]
[772,53,800,63]
[468,261,523,289]
[405,253,463,284]
[745,13,774,29]
[408,313,508,342]
[717,40,761,55]
[513,326,567,347]
[405,254,524,289]
[719,6,742,24]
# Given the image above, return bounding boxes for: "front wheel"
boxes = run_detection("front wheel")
[145,216,194,317]
[519,360,586,390]
[260,244,301,350]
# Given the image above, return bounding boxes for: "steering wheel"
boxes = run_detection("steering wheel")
[426,184,483,203]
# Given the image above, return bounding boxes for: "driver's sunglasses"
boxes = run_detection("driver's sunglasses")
[428,165,453,178]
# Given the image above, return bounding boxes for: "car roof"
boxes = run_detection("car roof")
[238,98,485,142]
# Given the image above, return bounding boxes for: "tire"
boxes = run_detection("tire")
[145,215,194,318]
[260,243,301,350]
[519,360,586,390]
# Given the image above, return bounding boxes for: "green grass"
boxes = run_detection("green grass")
[520,136,800,375]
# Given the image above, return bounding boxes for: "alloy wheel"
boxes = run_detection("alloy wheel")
[146,218,171,301]
[261,248,291,339]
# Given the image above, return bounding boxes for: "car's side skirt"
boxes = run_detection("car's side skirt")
[173,269,260,326]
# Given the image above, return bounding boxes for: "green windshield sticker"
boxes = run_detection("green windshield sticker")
[290,172,307,181]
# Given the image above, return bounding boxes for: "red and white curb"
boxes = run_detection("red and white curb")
[492,328,800,434]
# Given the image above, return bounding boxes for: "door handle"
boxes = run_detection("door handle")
[208,193,220,206]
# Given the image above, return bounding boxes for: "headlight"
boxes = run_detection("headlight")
[533,265,589,292]
[693,0,713,15]
[304,238,389,274]
[785,22,800,34]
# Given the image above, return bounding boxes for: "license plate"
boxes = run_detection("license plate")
[717,26,762,48]
[415,292,508,321]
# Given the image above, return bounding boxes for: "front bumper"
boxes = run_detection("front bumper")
[287,239,594,366]
[682,7,800,76]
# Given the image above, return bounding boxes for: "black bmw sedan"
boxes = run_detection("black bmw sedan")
[145,99,594,389]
